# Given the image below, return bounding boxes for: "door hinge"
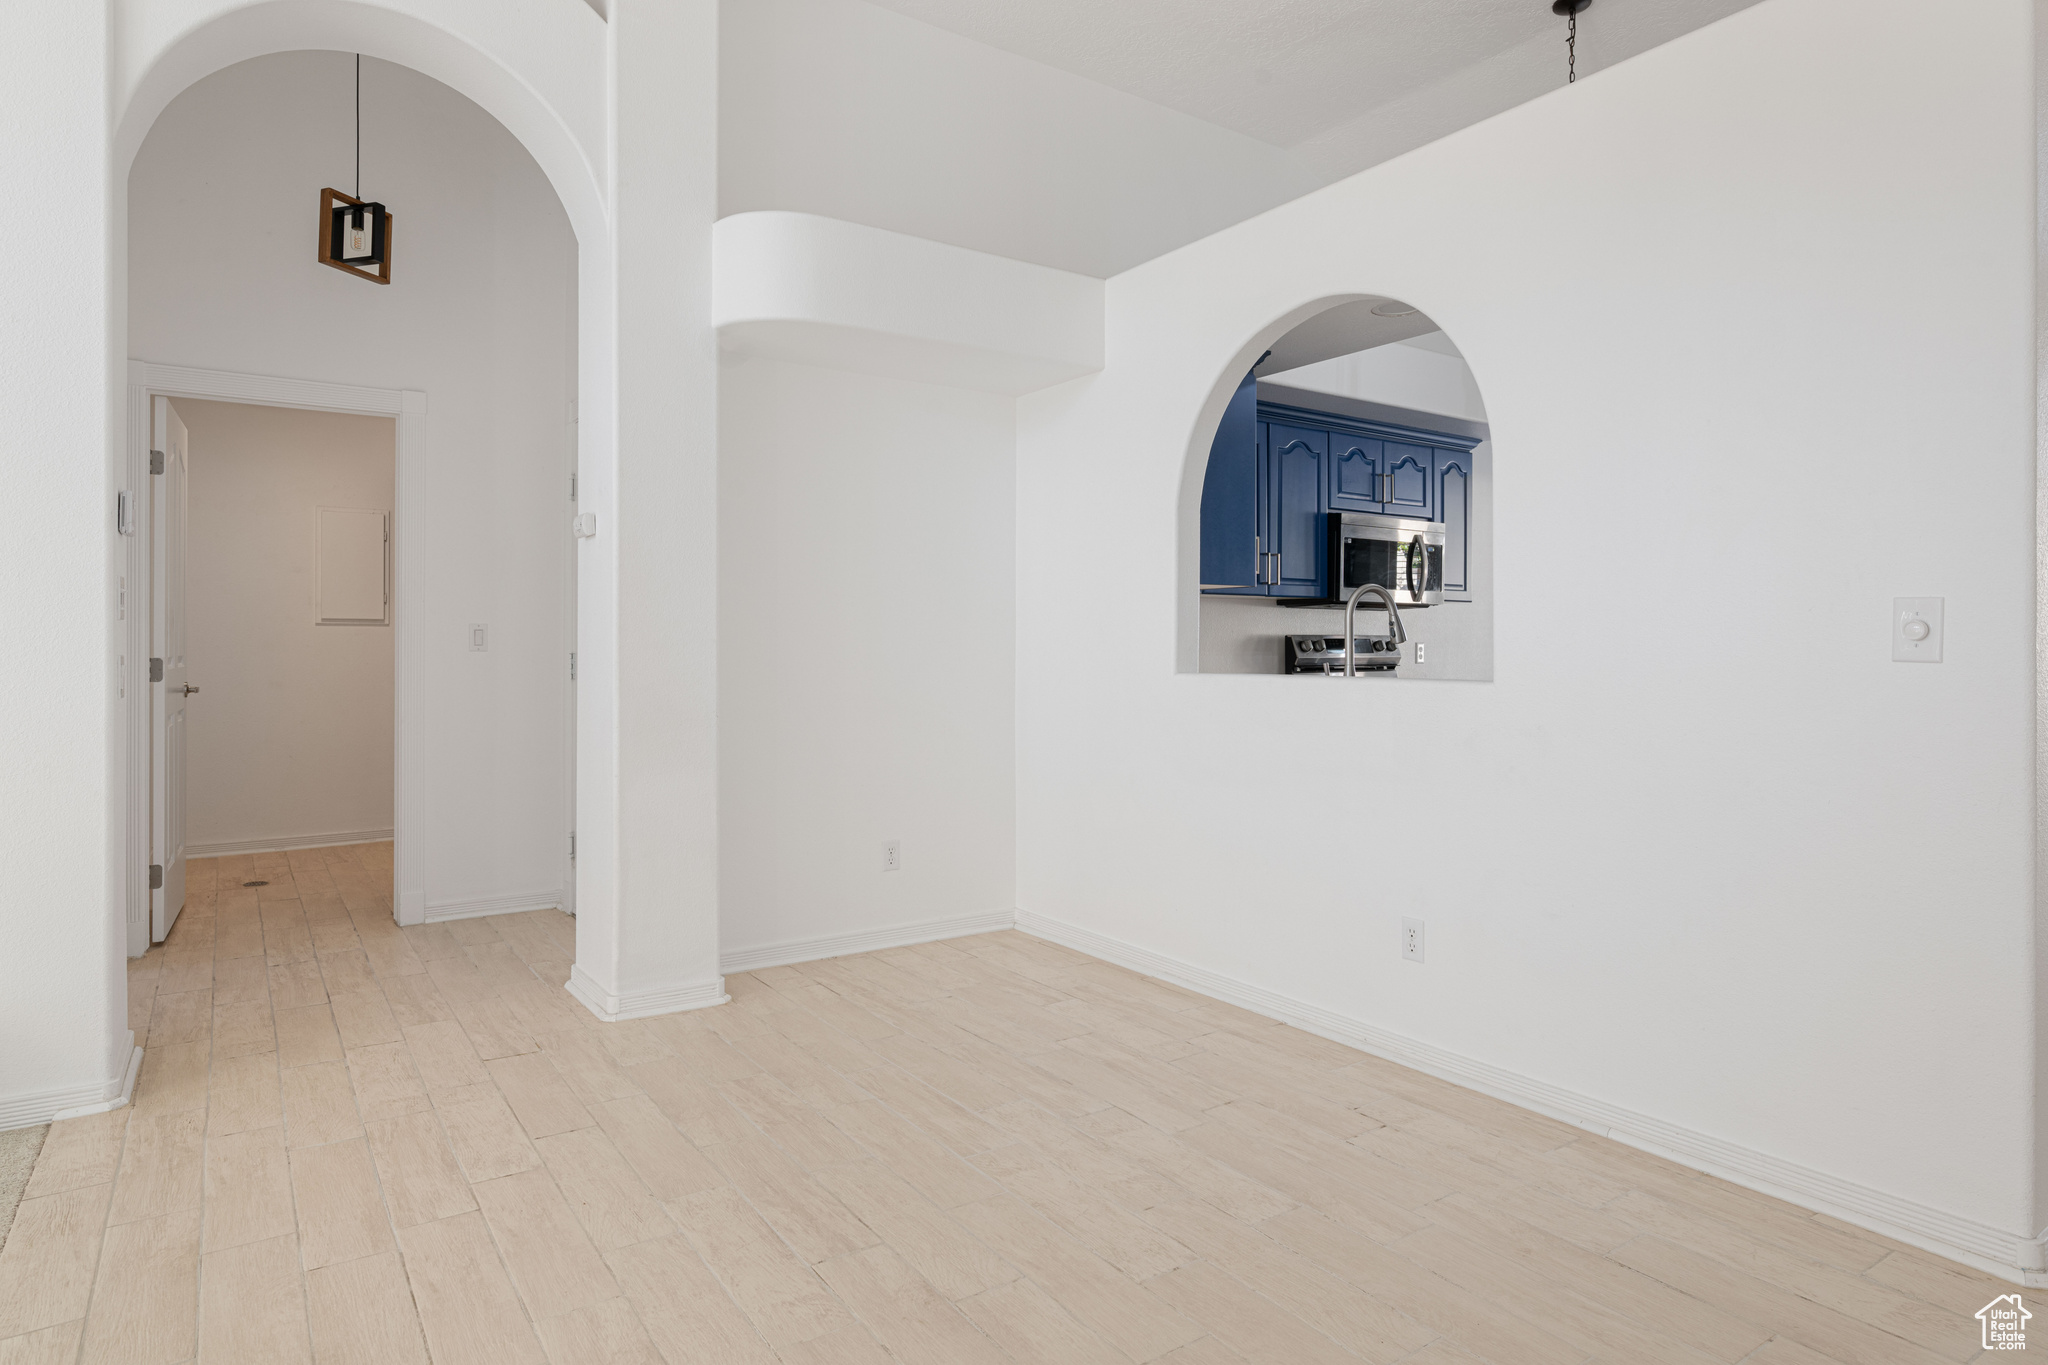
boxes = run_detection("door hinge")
[570,472,578,502]
[569,832,577,861]
[149,657,163,682]
[150,449,165,475]
[149,863,163,890]
[569,652,577,681]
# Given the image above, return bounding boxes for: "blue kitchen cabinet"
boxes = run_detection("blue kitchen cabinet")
[1199,366,1262,591]
[1382,440,1435,520]
[1436,446,1473,600]
[1265,423,1328,597]
[1327,431,1385,512]
[1201,417,1327,598]
[1202,390,1476,601]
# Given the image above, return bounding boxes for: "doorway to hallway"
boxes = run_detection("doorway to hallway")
[145,396,399,946]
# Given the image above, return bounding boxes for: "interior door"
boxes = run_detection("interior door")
[152,397,190,942]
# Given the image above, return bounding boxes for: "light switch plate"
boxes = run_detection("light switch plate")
[470,623,488,652]
[1892,597,1942,663]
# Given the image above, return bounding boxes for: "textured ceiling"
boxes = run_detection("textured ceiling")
[856,0,1762,147]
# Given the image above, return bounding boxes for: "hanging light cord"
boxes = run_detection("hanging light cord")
[354,54,361,199]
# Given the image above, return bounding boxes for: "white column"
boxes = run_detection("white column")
[0,1,135,1125]
[568,0,725,1019]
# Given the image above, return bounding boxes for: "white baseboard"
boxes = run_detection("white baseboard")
[721,909,1016,975]
[3,1037,142,1131]
[566,964,729,1022]
[424,891,563,924]
[186,829,393,857]
[1015,908,2040,1289]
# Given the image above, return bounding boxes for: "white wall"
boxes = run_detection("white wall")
[1018,0,2040,1278]
[178,399,396,852]
[131,53,575,918]
[719,354,1017,961]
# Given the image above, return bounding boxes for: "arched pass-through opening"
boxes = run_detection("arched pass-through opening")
[112,0,613,941]
[1176,295,1492,682]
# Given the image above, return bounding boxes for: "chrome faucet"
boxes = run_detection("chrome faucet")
[1343,582,1406,678]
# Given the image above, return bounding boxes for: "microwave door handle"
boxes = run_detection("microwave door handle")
[1407,536,1422,600]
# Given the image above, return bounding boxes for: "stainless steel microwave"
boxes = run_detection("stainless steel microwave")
[1302,511,1446,609]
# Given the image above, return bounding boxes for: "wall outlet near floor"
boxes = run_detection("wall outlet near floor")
[1402,917,1425,963]
[882,840,901,872]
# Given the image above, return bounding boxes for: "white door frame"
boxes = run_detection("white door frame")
[124,361,430,954]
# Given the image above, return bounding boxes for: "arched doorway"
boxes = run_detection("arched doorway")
[125,48,579,957]
[98,0,724,1071]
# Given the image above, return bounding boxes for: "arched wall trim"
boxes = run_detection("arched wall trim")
[113,0,620,943]
[114,0,608,241]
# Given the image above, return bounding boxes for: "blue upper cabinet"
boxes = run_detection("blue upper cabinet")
[1436,447,1473,600]
[1199,366,1261,591]
[1266,423,1328,597]
[1327,432,1384,512]
[1383,440,1435,521]
[1202,390,1477,602]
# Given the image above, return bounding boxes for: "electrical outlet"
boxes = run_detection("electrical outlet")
[469,623,488,652]
[1415,642,1425,664]
[1401,917,1425,963]
[882,840,901,872]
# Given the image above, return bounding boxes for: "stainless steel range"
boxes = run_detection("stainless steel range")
[1285,634,1400,674]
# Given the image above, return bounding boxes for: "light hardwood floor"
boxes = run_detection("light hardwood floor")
[0,840,2012,1363]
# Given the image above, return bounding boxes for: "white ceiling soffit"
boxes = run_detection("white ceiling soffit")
[858,0,1764,150]
[1254,301,1440,376]
[713,211,1105,394]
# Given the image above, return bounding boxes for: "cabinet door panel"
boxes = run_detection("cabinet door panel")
[1267,423,1328,597]
[1437,450,1472,600]
[1384,442,1434,520]
[1328,433,1384,512]
[1199,367,1262,591]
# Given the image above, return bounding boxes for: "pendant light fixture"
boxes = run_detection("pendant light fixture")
[1553,0,1590,84]
[317,54,394,284]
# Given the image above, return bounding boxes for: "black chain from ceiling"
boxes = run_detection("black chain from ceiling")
[1552,0,1590,84]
